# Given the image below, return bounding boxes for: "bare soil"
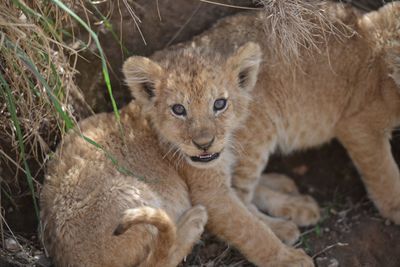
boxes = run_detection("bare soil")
[2,0,400,266]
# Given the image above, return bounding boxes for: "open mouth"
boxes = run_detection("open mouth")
[190,152,220,163]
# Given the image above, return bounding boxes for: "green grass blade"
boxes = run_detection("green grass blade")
[19,56,75,130]
[0,74,40,220]
[51,0,121,124]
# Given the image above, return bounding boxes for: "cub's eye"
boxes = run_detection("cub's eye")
[213,98,227,112]
[171,104,187,116]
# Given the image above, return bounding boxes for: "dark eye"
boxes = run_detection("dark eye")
[213,98,227,112]
[171,104,186,116]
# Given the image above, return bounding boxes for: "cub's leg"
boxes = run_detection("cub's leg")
[231,131,273,204]
[252,173,320,226]
[247,203,301,245]
[231,142,304,242]
[258,173,300,194]
[337,119,400,224]
[166,205,208,266]
[253,179,320,227]
[188,168,314,267]
[232,129,321,227]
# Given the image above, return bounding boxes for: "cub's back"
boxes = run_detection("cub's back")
[40,103,190,267]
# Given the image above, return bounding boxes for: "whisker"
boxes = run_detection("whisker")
[171,146,181,160]
[162,144,175,160]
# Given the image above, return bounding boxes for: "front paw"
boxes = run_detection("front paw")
[248,204,300,245]
[270,247,314,267]
[267,218,300,246]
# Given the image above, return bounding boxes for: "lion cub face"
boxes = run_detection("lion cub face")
[123,42,261,168]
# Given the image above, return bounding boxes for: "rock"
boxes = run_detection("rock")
[5,238,19,252]
[328,258,339,267]
[316,256,339,267]
[35,253,52,267]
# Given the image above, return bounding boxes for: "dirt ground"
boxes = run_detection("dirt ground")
[1,0,400,266]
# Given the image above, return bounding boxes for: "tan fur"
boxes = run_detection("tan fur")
[225,2,400,226]
[40,108,208,267]
[41,2,400,267]
[40,43,310,266]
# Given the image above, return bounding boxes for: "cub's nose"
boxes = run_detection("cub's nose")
[192,137,215,151]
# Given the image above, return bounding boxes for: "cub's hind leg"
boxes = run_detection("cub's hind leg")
[253,177,320,227]
[253,173,320,227]
[258,173,300,194]
[165,205,208,267]
[337,117,400,224]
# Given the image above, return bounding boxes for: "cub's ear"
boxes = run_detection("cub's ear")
[122,56,164,105]
[226,42,262,91]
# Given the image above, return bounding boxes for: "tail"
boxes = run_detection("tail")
[358,2,400,87]
[114,206,176,249]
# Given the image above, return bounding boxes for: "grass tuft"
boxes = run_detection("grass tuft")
[0,1,140,236]
[0,0,87,216]
[256,0,353,65]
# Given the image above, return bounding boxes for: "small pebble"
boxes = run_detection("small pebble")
[5,238,19,252]
[328,258,339,267]
[385,219,391,226]
[316,257,339,267]
[34,250,43,256]
[35,254,52,267]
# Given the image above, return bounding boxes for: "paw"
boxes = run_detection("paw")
[270,248,314,267]
[273,195,320,227]
[259,217,300,245]
[248,204,300,245]
[378,202,400,225]
[177,205,208,238]
[267,218,300,246]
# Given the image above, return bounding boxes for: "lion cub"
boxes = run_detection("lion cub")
[177,1,399,228]
[225,3,400,226]
[40,105,208,267]
[41,43,311,267]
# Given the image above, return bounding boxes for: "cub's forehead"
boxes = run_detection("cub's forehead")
[162,48,225,77]
[160,48,229,99]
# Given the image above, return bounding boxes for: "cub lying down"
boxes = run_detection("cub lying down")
[40,106,209,267]
[41,2,400,267]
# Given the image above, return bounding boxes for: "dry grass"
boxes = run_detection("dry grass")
[0,0,91,188]
[256,0,352,65]
[0,3,98,262]
[0,1,118,264]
